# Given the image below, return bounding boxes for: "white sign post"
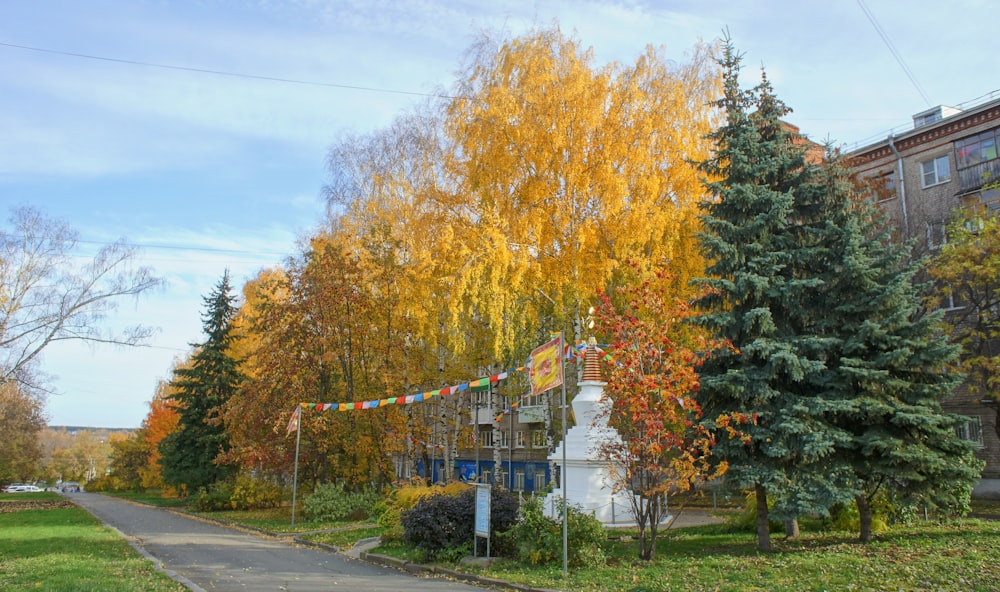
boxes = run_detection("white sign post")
[474,483,491,558]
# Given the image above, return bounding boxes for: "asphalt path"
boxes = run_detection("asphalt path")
[69,492,484,592]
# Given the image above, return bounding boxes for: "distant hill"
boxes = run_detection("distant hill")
[48,426,136,434]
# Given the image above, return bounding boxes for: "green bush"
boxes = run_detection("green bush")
[191,476,284,511]
[229,476,284,510]
[194,481,234,511]
[303,483,382,522]
[722,490,783,533]
[498,496,607,567]
[401,486,519,560]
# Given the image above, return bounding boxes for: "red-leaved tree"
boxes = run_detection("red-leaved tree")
[593,266,747,561]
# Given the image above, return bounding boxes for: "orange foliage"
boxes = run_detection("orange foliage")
[139,377,181,490]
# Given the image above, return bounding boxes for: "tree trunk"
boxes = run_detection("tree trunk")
[492,387,502,484]
[783,518,800,539]
[856,494,873,543]
[637,496,654,561]
[755,483,772,552]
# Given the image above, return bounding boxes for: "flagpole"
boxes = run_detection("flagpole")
[291,408,302,527]
[560,331,568,578]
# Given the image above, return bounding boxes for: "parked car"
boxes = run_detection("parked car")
[3,484,42,493]
[59,482,82,493]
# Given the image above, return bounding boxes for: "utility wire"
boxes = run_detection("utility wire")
[0,40,458,100]
[855,0,932,107]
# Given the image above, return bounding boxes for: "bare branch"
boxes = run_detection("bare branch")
[0,206,164,388]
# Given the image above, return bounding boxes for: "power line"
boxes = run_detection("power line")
[74,238,291,258]
[0,40,458,100]
[855,0,932,107]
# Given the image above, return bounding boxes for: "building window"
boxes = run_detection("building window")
[865,171,897,202]
[926,221,947,249]
[956,130,999,169]
[535,469,547,490]
[531,430,547,448]
[480,430,494,448]
[955,416,984,448]
[514,469,525,491]
[939,284,964,311]
[515,430,526,448]
[481,468,492,484]
[496,466,508,487]
[499,430,509,448]
[472,391,491,409]
[921,155,950,187]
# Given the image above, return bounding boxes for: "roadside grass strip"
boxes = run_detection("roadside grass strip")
[0,497,185,592]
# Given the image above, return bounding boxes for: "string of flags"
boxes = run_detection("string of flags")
[287,340,618,429]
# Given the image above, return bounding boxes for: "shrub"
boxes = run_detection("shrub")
[401,484,518,560]
[190,476,285,511]
[378,480,471,541]
[722,490,783,533]
[498,496,606,567]
[229,476,284,510]
[303,483,382,522]
[193,481,234,511]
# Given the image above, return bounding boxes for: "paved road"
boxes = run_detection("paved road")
[69,492,483,592]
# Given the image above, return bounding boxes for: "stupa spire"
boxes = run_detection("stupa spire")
[581,336,604,383]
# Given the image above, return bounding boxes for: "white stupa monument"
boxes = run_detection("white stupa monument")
[543,338,639,526]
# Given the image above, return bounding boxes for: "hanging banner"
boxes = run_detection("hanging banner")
[528,335,563,396]
[286,405,301,434]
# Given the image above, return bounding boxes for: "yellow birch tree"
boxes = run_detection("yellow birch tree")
[437,27,721,359]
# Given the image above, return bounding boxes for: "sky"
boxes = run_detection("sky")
[1,0,996,429]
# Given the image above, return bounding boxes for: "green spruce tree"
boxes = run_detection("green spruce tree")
[160,271,241,492]
[807,155,984,542]
[693,39,854,551]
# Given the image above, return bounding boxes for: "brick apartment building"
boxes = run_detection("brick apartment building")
[847,94,1000,497]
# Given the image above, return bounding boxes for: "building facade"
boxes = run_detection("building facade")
[407,386,555,494]
[847,95,1000,495]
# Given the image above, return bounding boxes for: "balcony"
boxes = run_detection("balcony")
[957,159,1000,193]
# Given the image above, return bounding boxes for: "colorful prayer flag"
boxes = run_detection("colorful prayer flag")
[286,405,301,434]
[528,335,563,395]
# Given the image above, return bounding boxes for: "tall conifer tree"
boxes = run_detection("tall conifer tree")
[160,271,241,492]
[693,39,854,551]
[808,156,984,542]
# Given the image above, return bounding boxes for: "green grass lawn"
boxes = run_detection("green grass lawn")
[193,507,370,533]
[299,525,385,548]
[0,493,185,592]
[101,490,189,508]
[458,519,1000,592]
[75,490,1000,591]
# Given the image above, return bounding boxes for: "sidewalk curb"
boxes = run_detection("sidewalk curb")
[356,547,562,592]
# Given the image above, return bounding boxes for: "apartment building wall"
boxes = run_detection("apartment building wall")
[848,98,1000,489]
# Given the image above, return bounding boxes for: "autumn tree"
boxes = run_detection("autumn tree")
[160,272,241,493]
[0,381,46,483]
[223,237,415,488]
[107,432,149,491]
[439,27,721,361]
[928,208,1000,438]
[593,263,740,561]
[137,378,181,490]
[315,28,722,486]
[38,428,113,484]
[0,206,161,390]
[324,105,496,484]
